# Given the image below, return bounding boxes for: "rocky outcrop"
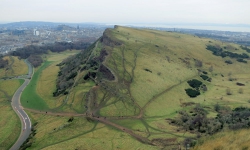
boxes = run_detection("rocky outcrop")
[100,29,122,47]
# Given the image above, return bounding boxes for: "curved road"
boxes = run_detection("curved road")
[10,60,33,150]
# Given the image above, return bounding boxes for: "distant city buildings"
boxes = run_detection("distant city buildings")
[0,23,107,55]
[33,29,39,36]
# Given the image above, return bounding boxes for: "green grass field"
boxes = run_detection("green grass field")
[21,61,51,110]
[21,51,80,111]
[0,79,23,149]
[25,112,158,150]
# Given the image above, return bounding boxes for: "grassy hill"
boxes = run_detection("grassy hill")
[0,56,28,78]
[25,26,250,149]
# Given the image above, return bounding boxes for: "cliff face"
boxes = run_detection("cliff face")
[54,27,119,96]
[100,28,122,47]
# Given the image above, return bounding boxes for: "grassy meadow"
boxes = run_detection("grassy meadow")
[0,79,23,149]
[21,50,81,111]
[25,112,158,150]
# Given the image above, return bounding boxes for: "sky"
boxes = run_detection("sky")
[1,0,250,25]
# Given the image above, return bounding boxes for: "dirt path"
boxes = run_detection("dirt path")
[91,116,153,145]
[24,108,86,117]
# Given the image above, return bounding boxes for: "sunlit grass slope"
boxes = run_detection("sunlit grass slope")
[193,129,250,150]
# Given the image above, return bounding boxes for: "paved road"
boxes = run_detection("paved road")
[10,60,33,150]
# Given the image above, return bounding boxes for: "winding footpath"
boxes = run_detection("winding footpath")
[10,60,33,150]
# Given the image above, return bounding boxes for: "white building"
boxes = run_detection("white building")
[33,29,39,36]
[35,31,39,36]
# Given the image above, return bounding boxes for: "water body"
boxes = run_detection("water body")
[159,25,250,32]
[119,23,250,32]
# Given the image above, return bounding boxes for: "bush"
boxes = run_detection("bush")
[185,89,200,97]
[206,45,249,59]
[236,82,245,86]
[226,88,232,95]
[237,58,247,63]
[187,79,203,89]
[195,59,203,67]
[68,117,74,122]
[200,75,209,81]
[225,60,233,64]
[0,57,8,68]
[202,71,208,74]
[144,68,152,73]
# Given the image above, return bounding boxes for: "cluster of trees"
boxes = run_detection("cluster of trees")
[185,79,207,98]
[240,45,250,53]
[53,42,97,97]
[200,74,211,82]
[27,55,43,67]
[172,105,250,135]
[11,41,90,67]
[206,45,249,63]
[12,41,91,59]
[53,55,79,96]
[0,57,8,68]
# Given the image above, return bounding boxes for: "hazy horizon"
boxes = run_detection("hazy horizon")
[1,0,250,24]
[1,21,250,32]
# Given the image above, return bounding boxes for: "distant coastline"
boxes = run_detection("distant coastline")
[1,21,250,32]
[120,23,250,32]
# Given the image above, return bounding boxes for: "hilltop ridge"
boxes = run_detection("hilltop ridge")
[21,26,250,149]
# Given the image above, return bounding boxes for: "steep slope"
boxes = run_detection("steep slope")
[37,26,250,149]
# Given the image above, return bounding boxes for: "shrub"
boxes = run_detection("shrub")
[200,75,209,81]
[68,117,74,122]
[185,89,200,97]
[209,66,213,72]
[202,71,208,74]
[237,58,247,63]
[144,68,152,73]
[226,88,232,95]
[183,138,196,147]
[225,60,233,64]
[187,79,203,89]
[207,78,212,82]
[201,85,208,91]
[214,103,221,112]
[236,82,245,86]
[195,59,203,67]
